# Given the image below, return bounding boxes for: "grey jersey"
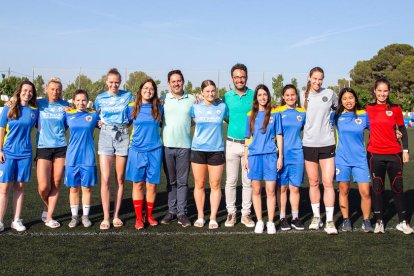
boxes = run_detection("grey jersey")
[300,88,338,147]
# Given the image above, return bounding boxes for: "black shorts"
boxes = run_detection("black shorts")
[36,147,67,161]
[303,145,335,163]
[190,150,225,166]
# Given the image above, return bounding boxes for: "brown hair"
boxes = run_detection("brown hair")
[201,80,216,91]
[8,80,37,119]
[106,68,122,82]
[250,84,272,134]
[131,79,161,121]
[304,67,324,109]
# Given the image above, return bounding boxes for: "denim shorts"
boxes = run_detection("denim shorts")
[98,124,130,156]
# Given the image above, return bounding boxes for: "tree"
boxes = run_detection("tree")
[291,78,298,88]
[184,81,193,94]
[272,74,284,97]
[0,74,27,97]
[33,75,45,97]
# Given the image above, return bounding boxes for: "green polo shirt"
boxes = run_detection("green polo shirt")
[223,88,254,139]
[161,92,196,148]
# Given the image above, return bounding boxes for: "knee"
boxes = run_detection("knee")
[339,185,350,196]
[372,177,384,195]
[308,178,319,187]
[391,176,404,193]
[266,188,275,197]
[360,189,370,200]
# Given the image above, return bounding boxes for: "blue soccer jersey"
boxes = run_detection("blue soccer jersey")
[191,102,228,152]
[64,109,99,166]
[0,105,39,158]
[331,110,369,166]
[275,106,306,164]
[37,98,69,148]
[93,90,133,125]
[245,110,283,155]
[127,103,163,152]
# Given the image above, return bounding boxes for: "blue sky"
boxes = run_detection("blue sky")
[1,0,413,92]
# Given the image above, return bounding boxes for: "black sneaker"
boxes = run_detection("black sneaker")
[177,214,191,227]
[160,213,177,224]
[291,217,305,230]
[280,218,291,231]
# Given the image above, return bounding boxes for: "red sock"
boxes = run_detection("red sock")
[146,201,155,218]
[133,200,143,221]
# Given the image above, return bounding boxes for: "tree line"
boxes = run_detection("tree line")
[1,43,413,110]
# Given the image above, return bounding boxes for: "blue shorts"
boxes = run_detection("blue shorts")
[98,125,130,157]
[65,166,97,188]
[0,157,32,183]
[126,147,162,184]
[247,153,277,181]
[335,164,371,183]
[278,163,304,187]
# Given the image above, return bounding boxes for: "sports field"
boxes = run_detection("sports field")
[1,130,414,275]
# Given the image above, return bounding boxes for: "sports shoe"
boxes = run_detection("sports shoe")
[291,217,305,230]
[309,217,323,230]
[81,215,92,228]
[374,220,385,234]
[362,220,374,233]
[145,215,159,226]
[177,214,191,227]
[68,216,80,228]
[241,214,255,228]
[279,218,291,231]
[160,213,176,224]
[11,219,26,232]
[0,221,4,232]
[135,219,144,230]
[324,221,338,235]
[267,221,276,234]
[254,220,264,234]
[396,220,414,235]
[341,219,352,232]
[224,213,236,227]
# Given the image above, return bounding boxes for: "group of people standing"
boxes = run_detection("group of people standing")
[0,64,412,235]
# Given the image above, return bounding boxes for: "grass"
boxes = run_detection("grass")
[1,130,414,275]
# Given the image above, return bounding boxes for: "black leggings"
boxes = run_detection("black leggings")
[367,152,406,222]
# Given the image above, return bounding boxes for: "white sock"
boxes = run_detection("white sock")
[83,205,91,216]
[70,205,79,217]
[311,203,320,218]
[279,212,286,219]
[292,210,299,220]
[325,207,334,222]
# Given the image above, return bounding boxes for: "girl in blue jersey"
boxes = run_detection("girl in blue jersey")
[0,80,38,232]
[276,85,306,231]
[126,79,162,230]
[244,84,283,234]
[332,88,373,233]
[94,68,133,230]
[191,80,227,229]
[64,90,99,228]
[37,77,69,228]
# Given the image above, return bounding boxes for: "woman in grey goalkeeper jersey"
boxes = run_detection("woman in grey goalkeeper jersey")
[300,67,338,235]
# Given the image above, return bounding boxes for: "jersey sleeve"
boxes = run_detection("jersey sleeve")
[245,114,251,138]
[92,97,100,111]
[190,105,195,118]
[329,111,335,126]
[274,112,283,135]
[127,103,134,122]
[0,106,10,128]
[365,112,370,130]
[394,106,405,126]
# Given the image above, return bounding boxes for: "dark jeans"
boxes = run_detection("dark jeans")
[163,147,190,216]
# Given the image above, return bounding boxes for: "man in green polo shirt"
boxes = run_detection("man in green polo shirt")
[160,70,195,227]
[223,63,255,227]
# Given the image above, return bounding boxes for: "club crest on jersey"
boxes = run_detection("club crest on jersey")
[58,107,64,112]
[336,168,340,175]
[322,96,328,102]
[216,110,222,115]
[355,118,362,125]
[31,112,36,119]
[297,115,302,122]
[85,116,92,122]
[120,98,126,103]
[386,111,393,116]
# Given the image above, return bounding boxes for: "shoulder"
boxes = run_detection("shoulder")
[28,105,38,111]
[86,108,97,114]
[356,110,367,115]
[187,93,196,101]
[247,110,253,116]
[65,108,78,114]
[272,106,287,113]
[58,100,70,106]
[295,107,306,113]
[128,102,135,107]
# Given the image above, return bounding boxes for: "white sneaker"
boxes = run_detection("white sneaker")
[254,220,264,234]
[374,220,385,234]
[11,219,26,232]
[324,221,338,235]
[266,221,276,234]
[0,221,4,232]
[309,217,323,230]
[396,221,414,235]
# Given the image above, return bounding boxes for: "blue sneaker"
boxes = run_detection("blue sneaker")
[341,219,352,232]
